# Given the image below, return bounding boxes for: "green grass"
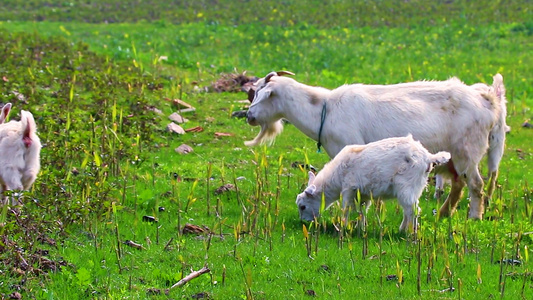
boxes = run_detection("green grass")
[0,1,532,299]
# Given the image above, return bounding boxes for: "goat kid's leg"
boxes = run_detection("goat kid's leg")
[2,172,24,206]
[341,189,356,223]
[439,178,465,217]
[399,199,420,233]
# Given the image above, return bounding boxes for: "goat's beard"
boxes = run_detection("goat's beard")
[245,120,283,146]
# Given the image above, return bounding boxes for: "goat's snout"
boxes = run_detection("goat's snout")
[246,110,257,125]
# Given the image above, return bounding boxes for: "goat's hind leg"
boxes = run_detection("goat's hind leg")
[439,178,465,217]
[486,169,498,203]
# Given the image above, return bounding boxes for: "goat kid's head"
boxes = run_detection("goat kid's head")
[244,71,293,146]
[295,171,322,221]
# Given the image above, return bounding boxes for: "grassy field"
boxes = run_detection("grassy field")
[0,1,532,299]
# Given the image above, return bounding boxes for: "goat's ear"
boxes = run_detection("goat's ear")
[504,125,511,133]
[264,71,278,83]
[0,103,12,123]
[307,171,316,185]
[247,88,255,103]
[304,184,316,196]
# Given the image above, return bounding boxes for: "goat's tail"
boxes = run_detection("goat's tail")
[486,74,508,199]
[430,151,451,165]
[20,110,42,190]
[487,74,508,170]
[20,110,38,148]
[492,74,505,104]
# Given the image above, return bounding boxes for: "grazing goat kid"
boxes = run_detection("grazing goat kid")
[0,109,41,206]
[247,72,503,219]
[296,135,450,232]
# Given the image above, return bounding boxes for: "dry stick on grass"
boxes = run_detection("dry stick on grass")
[170,266,211,289]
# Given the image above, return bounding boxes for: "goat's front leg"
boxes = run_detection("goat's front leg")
[1,169,24,206]
[399,199,420,233]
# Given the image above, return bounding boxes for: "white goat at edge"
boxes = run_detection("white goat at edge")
[296,135,450,232]
[246,72,504,219]
[0,104,42,206]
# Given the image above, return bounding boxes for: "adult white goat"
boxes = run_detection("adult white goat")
[246,72,503,219]
[0,108,41,206]
[296,135,450,231]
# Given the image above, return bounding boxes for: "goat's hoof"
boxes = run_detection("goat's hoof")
[468,212,483,220]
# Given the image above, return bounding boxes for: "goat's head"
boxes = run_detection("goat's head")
[246,71,295,103]
[295,171,322,221]
[244,71,294,146]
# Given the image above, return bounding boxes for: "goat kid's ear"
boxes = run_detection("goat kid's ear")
[304,184,316,196]
[307,171,316,185]
[0,103,12,123]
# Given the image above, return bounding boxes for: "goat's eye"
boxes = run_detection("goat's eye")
[299,205,306,211]
[247,89,255,102]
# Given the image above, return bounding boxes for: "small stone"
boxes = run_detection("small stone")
[142,216,158,223]
[148,106,163,115]
[167,122,185,134]
[175,144,193,154]
[8,292,22,300]
[169,112,188,123]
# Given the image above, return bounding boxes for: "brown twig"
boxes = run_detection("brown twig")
[170,265,211,289]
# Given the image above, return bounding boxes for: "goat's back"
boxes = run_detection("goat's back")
[323,78,499,174]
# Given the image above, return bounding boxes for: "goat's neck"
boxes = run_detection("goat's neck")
[280,83,330,142]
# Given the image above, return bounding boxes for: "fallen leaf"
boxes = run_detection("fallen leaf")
[191,292,210,299]
[124,240,145,250]
[182,223,209,235]
[214,132,234,137]
[185,126,204,132]
[214,183,235,195]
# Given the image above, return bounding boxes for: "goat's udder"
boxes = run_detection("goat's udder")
[23,136,32,148]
